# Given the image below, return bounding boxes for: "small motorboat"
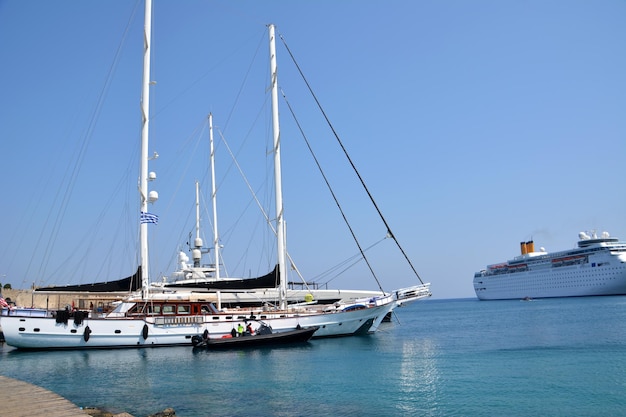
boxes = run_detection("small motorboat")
[191,322,318,349]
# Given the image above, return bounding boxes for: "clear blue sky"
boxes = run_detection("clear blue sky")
[1,1,624,299]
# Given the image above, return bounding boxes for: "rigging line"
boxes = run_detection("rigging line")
[151,27,266,126]
[198,188,224,274]
[280,89,385,294]
[217,130,272,234]
[216,129,274,274]
[148,121,207,277]
[217,129,313,291]
[278,33,425,285]
[221,29,267,133]
[34,1,142,284]
[312,236,387,284]
[318,257,365,287]
[207,86,270,213]
[164,121,207,213]
[46,166,136,284]
[45,117,139,284]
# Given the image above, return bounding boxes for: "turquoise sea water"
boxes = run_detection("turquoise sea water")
[2,296,626,416]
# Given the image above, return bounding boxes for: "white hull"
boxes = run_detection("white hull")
[0,301,394,350]
[0,283,432,349]
[205,285,431,308]
[474,264,626,300]
[474,234,626,300]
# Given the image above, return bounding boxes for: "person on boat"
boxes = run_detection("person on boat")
[246,323,254,335]
[0,295,11,310]
[237,323,244,337]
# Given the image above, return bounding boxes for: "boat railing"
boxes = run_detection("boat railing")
[395,283,432,301]
[1,307,52,318]
[367,293,395,306]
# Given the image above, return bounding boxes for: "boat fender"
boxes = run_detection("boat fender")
[142,324,149,340]
[74,310,85,326]
[191,335,203,347]
[203,329,209,340]
[55,310,69,324]
[83,326,91,342]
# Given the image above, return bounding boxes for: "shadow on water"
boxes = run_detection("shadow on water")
[190,340,315,356]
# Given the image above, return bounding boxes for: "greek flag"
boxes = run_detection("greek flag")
[140,211,159,224]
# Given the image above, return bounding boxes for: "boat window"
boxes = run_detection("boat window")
[110,302,136,314]
[178,305,191,315]
[162,305,175,315]
[145,304,161,315]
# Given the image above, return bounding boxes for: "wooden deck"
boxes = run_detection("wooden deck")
[0,375,88,416]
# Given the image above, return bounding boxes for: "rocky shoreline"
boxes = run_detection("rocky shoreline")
[84,406,176,417]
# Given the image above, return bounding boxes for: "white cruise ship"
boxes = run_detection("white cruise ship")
[473,231,626,300]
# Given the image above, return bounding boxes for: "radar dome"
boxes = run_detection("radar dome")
[178,251,189,263]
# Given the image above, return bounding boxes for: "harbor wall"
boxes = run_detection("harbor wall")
[1,289,121,312]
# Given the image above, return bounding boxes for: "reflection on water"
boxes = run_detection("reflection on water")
[397,337,440,415]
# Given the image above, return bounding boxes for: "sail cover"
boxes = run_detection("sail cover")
[35,267,142,293]
[164,265,280,290]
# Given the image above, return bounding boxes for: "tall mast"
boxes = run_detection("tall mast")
[209,113,220,281]
[140,0,153,298]
[192,181,202,267]
[268,24,287,309]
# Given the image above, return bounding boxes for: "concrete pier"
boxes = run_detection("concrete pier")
[0,375,88,416]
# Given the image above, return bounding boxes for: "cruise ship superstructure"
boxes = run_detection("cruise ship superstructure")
[473,231,626,300]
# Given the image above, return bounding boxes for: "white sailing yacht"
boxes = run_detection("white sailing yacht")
[1,2,426,350]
